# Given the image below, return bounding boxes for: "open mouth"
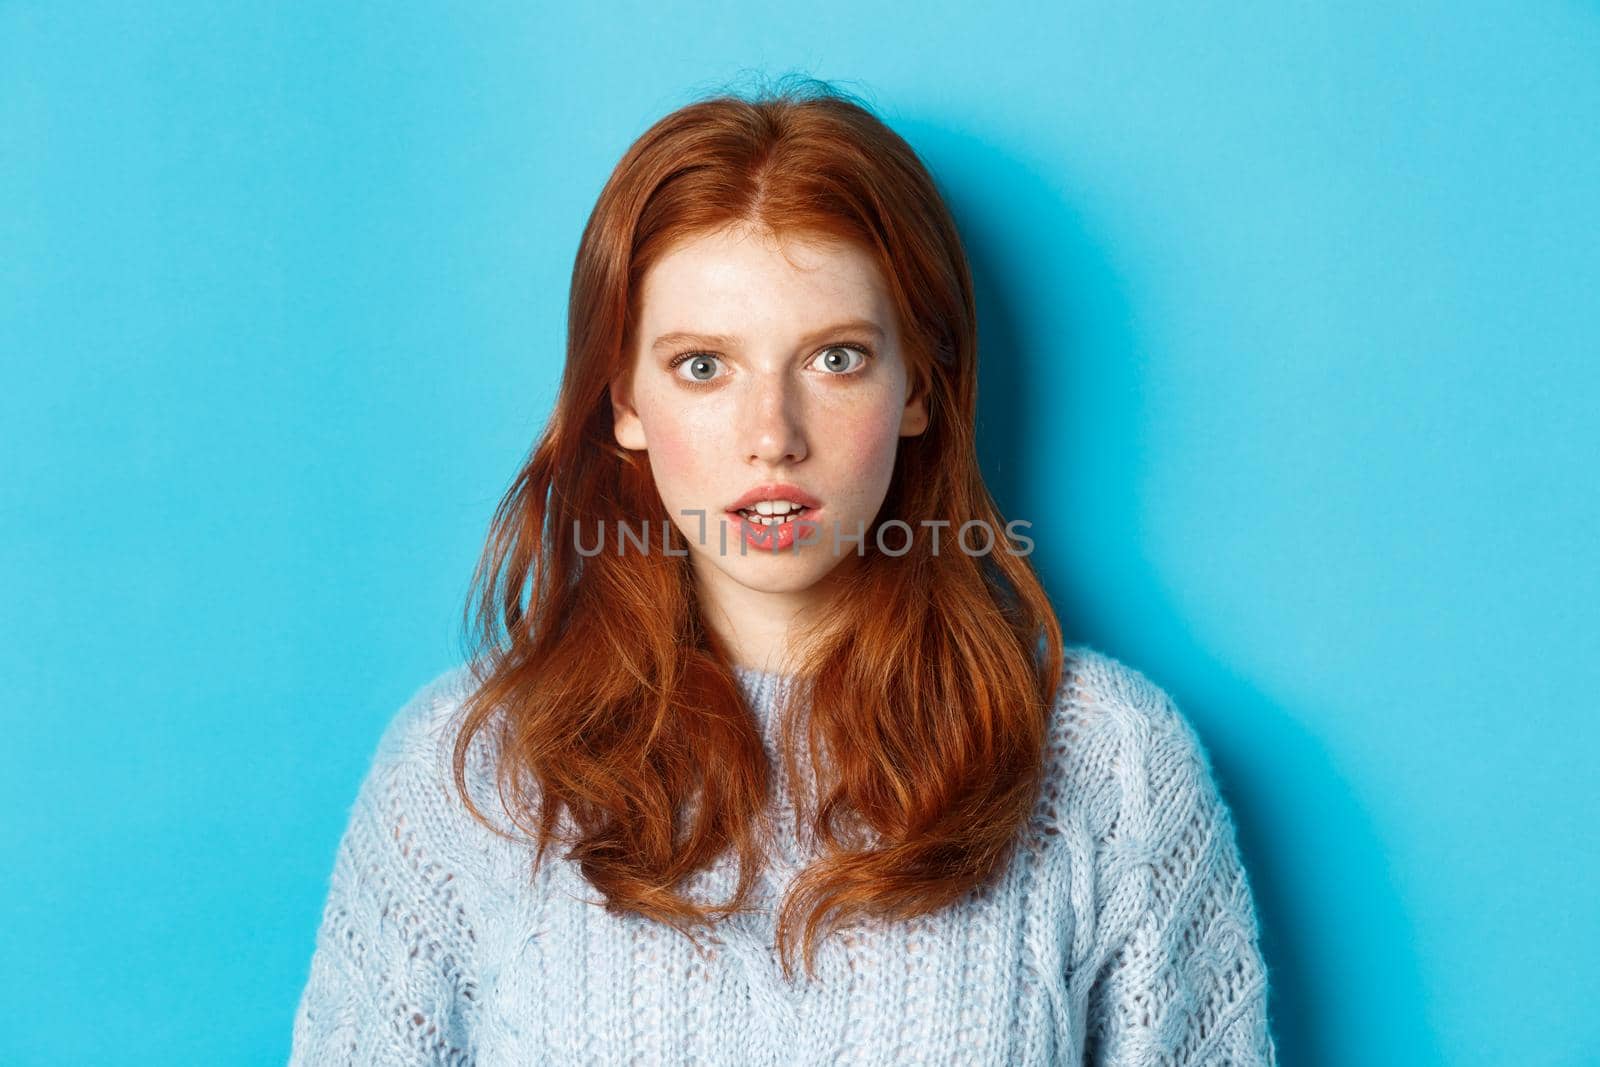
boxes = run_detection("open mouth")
[730,504,813,527]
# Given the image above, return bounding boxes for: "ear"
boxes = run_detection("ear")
[610,376,648,450]
[899,374,929,437]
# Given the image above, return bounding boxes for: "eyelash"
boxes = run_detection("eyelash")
[666,340,876,386]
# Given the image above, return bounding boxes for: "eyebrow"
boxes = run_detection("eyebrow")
[649,318,886,353]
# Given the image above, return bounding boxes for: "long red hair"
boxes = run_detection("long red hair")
[449,75,1063,980]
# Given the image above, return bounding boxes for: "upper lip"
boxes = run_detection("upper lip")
[726,482,822,512]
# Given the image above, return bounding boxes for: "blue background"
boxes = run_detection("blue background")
[4,4,1596,1065]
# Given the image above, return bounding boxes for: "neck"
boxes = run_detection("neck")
[691,556,846,675]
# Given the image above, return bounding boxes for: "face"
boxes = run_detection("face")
[610,223,928,617]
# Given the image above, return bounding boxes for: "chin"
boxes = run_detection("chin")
[724,562,832,594]
[700,547,850,590]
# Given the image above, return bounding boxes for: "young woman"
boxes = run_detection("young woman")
[289,79,1277,1065]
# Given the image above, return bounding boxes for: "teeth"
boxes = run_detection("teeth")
[737,503,808,525]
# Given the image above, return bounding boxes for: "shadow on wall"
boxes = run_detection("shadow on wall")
[893,113,1434,1066]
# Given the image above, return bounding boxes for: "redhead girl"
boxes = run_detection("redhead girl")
[289,78,1277,1066]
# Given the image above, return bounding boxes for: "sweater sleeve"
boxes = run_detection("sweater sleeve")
[289,674,484,1066]
[1083,684,1277,1066]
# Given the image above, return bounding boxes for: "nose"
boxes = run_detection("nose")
[739,371,808,466]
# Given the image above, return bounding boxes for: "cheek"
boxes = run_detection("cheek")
[644,421,699,470]
[639,403,721,503]
[864,391,911,455]
[835,398,907,479]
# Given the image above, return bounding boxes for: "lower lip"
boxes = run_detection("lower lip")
[725,507,820,552]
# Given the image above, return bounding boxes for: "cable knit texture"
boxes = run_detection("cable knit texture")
[288,643,1277,1065]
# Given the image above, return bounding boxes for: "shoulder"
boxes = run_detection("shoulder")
[374,662,484,765]
[1055,642,1195,744]
[310,666,510,973]
[363,662,506,834]
[1042,643,1221,825]
[1051,642,1202,756]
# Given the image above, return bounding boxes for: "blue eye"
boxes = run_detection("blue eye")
[811,344,870,375]
[671,353,725,383]
[667,340,874,387]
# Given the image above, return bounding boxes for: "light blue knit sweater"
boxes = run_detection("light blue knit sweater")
[288,643,1277,1065]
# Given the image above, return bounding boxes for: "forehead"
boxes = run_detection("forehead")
[635,226,893,324]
